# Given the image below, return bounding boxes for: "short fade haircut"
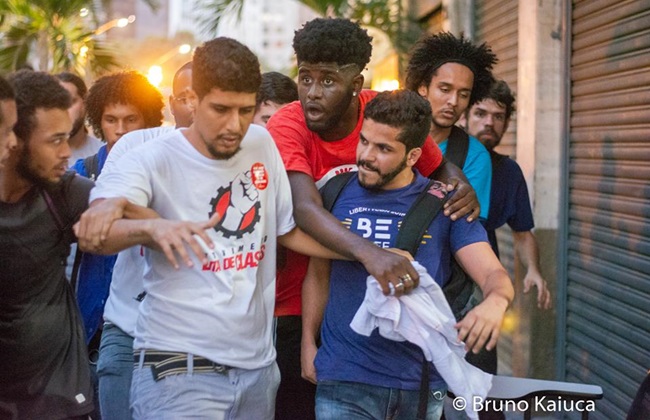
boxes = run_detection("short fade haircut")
[364,90,432,151]
[256,72,298,109]
[0,75,16,125]
[85,70,164,140]
[8,70,71,142]
[485,79,516,120]
[192,38,261,100]
[293,18,372,70]
[405,32,497,106]
[55,72,88,98]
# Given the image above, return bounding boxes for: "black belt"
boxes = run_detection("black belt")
[134,350,231,382]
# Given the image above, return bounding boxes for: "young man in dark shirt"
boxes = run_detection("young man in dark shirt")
[0,70,94,419]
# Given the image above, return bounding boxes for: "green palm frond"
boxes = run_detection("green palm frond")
[194,0,422,55]
[0,22,35,70]
[194,0,245,37]
[0,0,124,74]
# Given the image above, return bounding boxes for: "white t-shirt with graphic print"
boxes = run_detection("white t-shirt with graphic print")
[90,124,295,369]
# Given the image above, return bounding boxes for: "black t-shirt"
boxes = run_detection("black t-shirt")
[0,172,94,419]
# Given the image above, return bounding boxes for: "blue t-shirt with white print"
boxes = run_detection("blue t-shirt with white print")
[315,170,487,390]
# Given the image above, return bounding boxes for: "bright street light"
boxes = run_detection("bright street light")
[178,44,192,55]
[147,65,163,88]
[154,44,193,66]
[94,15,136,36]
[146,44,192,88]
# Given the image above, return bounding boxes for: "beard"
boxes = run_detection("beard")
[16,147,58,188]
[303,90,355,136]
[476,128,501,150]
[206,143,241,160]
[357,156,408,190]
[69,115,85,137]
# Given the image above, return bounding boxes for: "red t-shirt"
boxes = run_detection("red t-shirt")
[267,89,443,316]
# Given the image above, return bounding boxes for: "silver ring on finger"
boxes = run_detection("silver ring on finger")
[400,274,413,284]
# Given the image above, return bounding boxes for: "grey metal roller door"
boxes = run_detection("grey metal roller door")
[474,0,518,157]
[474,0,519,375]
[563,0,650,418]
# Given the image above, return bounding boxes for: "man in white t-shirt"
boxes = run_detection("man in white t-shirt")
[76,37,341,419]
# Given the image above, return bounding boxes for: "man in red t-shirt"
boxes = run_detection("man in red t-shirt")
[266,18,480,420]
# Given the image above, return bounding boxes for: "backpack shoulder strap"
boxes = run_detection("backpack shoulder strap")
[83,153,100,181]
[40,172,76,231]
[319,171,356,212]
[394,180,448,256]
[445,126,470,169]
[40,173,83,289]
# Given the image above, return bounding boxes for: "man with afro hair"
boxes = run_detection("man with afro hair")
[69,70,163,419]
[406,32,497,223]
[266,17,481,420]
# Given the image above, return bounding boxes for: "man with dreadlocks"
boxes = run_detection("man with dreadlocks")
[407,33,511,420]
[406,32,497,223]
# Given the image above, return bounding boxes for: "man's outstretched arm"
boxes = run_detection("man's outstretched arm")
[513,230,552,309]
[290,171,417,296]
[75,197,160,252]
[75,213,220,270]
[454,242,515,354]
[301,257,331,384]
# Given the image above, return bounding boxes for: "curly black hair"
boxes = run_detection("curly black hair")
[364,90,432,151]
[8,70,71,142]
[192,37,261,99]
[0,75,16,125]
[293,18,373,70]
[405,32,497,106]
[256,72,298,108]
[85,70,164,140]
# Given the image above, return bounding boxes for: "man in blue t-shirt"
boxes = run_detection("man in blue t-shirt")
[464,80,551,310]
[301,90,514,419]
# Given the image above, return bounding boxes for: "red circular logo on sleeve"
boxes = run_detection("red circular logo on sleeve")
[251,162,268,190]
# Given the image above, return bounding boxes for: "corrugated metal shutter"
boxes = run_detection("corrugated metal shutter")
[566,0,650,418]
[474,0,518,157]
[421,5,444,34]
[474,0,519,375]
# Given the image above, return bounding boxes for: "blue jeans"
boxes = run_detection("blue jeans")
[131,355,280,420]
[97,323,134,420]
[316,380,446,420]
